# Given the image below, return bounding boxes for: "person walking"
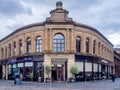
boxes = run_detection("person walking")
[111,74,115,82]
[19,73,23,85]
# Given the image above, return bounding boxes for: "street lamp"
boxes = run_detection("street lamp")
[85,60,87,85]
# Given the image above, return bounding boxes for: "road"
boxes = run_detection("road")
[0,78,120,90]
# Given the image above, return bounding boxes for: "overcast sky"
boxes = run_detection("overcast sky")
[0,0,120,47]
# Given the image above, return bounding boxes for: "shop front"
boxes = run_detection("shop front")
[7,55,44,82]
[75,55,114,81]
[0,61,2,79]
[51,58,67,82]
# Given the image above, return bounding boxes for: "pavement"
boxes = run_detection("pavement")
[0,78,120,90]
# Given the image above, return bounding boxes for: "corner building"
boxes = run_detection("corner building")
[0,2,114,82]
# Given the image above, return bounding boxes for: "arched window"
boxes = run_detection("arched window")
[5,46,7,57]
[76,36,81,52]
[98,42,100,55]
[93,40,96,54]
[19,40,23,55]
[26,38,31,53]
[86,38,90,53]
[13,42,16,56]
[1,48,4,58]
[9,44,11,56]
[36,36,42,52]
[54,33,64,52]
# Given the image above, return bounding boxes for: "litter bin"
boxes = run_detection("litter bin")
[38,76,41,83]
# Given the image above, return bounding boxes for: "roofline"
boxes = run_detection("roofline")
[0,22,45,42]
[0,21,114,47]
[73,22,114,47]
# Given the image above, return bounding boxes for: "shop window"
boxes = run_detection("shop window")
[86,38,90,53]
[93,40,96,54]
[26,38,31,53]
[76,36,81,52]
[24,62,33,81]
[54,33,64,52]
[36,36,42,52]
[19,40,23,55]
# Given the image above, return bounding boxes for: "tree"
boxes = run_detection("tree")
[45,65,51,78]
[70,66,79,77]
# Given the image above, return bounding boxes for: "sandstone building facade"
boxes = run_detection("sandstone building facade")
[0,2,114,82]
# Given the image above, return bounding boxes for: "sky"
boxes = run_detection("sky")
[0,0,120,48]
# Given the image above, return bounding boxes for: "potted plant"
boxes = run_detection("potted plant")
[30,71,34,81]
[45,65,51,83]
[70,66,79,83]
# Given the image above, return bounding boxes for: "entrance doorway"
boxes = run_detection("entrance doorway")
[52,64,64,81]
[51,59,67,82]
[0,66,2,79]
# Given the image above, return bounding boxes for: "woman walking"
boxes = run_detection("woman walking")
[19,73,23,85]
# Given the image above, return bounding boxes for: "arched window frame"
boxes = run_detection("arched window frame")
[1,47,4,58]
[93,40,96,54]
[26,37,31,53]
[36,36,42,52]
[19,40,23,55]
[86,38,90,53]
[54,33,65,52]
[9,44,11,56]
[5,46,7,57]
[98,42,101,55]
[76,36,81,53]
[13,42,16,56]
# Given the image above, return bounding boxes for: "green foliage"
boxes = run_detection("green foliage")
[70,66,79,77]
[45,65,51,77]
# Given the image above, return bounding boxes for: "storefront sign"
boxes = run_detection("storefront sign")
[102,60,108,64]
[18,63,24,67]
[24,56,32,61]
[25,62,33,67]
[11,59,16,63]
[13,64,17,68]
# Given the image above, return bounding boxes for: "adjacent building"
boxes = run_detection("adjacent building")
[114,50,120,77]
[0,2,114,82]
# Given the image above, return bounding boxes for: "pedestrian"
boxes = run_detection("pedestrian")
[19,73,23,85]
[111,74,115,82]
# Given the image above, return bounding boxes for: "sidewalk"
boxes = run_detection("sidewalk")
[0,78,120,90]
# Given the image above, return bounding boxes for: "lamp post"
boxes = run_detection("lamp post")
[85,60,87,85]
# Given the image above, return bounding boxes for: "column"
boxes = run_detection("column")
[71,29,75,52]
[49,28,52,51]
[66,29,70,52]
[45,28,48,51]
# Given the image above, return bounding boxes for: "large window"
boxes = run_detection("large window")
[93,40,96,54]
[27,38,31,53]
[36,36,42,52]
[86,38,90,53]
[54,33,64,52]
[76,36,81,52]
[19,40,23,55]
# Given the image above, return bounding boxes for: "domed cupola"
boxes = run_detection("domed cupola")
[46,1,73,22]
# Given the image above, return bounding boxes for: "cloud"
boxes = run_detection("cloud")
[0,0,120,47]
[0,0,32,18]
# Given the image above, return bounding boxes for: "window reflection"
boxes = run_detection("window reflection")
[36,36,42,52]
[54,34,64,52]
